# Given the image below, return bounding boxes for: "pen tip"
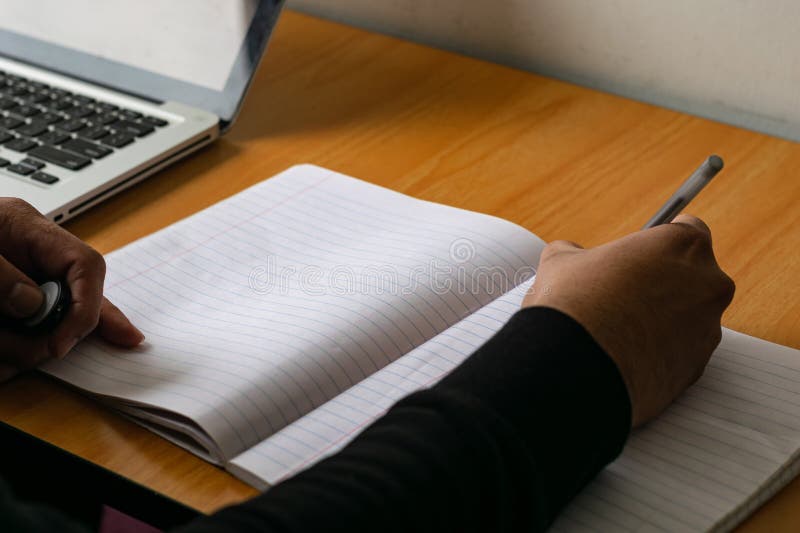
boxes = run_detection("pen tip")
[708,155,724,172]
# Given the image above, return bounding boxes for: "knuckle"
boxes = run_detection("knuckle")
[0,197,40,227]
[722,271,736,294]
[666,224,715,261]
[716,272,736,304]
[70,245,106,276]
[543,240,577,258]
[672,223,711,248]
[0,196,35,211]
[87,248,106,273]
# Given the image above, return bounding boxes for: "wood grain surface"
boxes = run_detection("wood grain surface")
[0,9,797,529]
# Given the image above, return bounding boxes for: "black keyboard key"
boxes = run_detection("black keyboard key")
[16,120,49,137]
[73,95,95,105]
[23,93,51,105]
[95,102,119,112]
[62,138,112,159]
[38,112,63,125]
[92,113,118,126]
[20,158,45,169]
[0,130,12,144]
[12,104,40,117]
[78,125,109,140]
[0,157,9,167]
[50,98,73,111]
[38,130,71,145]
[111,119,154,137]
[57,118,87,132]
[0,116,23,130]
[0,97,16,110]
[67,106,94,119]
[31,171,59,185]
[143,115,168,127]
[7,163,35,175]
[100,132,134,148]
[4,137,37,152]
[49,88,71,98]
[118,109,142,120]
[27,80,49,91]
[6,86,29,97]
[29,145,91,170]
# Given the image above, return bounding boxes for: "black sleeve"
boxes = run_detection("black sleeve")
[0,479,88,533]
[180,306,632,533]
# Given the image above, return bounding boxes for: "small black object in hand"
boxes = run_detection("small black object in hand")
[23,280,71,333]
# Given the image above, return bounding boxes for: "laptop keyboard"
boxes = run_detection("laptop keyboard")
[0,69,169,185]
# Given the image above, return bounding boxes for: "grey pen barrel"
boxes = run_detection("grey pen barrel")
[642,155,724,229]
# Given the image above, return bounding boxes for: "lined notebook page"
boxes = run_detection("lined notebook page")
[227,280,533,487]
[41,164,545,462]
[553,330,800,533]
[231,292,800,533]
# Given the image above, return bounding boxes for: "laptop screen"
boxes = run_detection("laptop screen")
[0,0,284,125]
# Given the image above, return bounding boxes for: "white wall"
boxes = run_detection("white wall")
[287,0,800,142]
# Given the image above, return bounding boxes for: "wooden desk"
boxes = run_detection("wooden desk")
[1,9,798,530]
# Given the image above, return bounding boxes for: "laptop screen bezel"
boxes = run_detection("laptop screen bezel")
[0,0,285,129]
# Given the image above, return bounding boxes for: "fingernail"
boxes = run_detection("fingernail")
[9,282,44,317]
[56,337,80,359]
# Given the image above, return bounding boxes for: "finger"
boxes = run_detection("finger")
[671,214,711,238]
[95,298,145,348]
[0,256,44,319]
[48,246,107,359]
[541,239,584,261]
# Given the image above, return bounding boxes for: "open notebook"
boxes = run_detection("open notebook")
[42,165,800,532]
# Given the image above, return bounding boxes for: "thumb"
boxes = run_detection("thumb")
[550,239,585,251]
[0,256,44,319]
[541,239,585,261]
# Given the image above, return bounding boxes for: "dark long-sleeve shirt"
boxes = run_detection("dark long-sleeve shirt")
[1,307,632,532]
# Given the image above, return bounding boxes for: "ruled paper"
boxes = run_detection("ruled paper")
[227,279,532,487]
[40,164,545,462]
[230,300,800,533]
[551,330,800,533]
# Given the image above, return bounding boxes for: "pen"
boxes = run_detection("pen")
[643,155,724,229]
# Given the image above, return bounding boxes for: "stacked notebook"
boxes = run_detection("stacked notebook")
[42,165,800,532]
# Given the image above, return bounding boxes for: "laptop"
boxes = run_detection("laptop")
[0,0,285,223]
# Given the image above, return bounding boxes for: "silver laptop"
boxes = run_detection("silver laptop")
[0,0,284,223]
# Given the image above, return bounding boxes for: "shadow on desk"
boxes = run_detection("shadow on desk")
[64,139,242,243]
[0,422,199,530]
[228,11,548,142]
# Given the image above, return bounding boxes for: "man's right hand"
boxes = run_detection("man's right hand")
[523,214,735,427]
